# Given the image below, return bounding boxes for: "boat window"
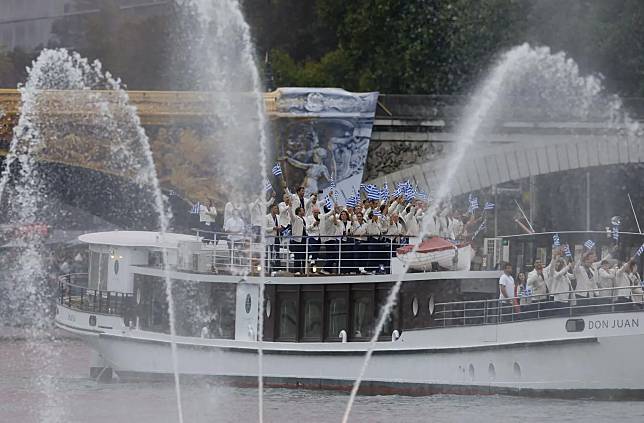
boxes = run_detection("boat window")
[428,295,435,315]
[277,295,297,340]
[302,295,322,339]
[265,298,271,318]
[245,294,252,314]
[412,296,419,317]
[565,319,585,332]
[326,296,347,339]
[351,293,372,339]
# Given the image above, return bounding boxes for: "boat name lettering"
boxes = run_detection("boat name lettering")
[587,318,639,330]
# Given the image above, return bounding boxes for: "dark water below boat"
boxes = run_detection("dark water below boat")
[1,335,644,423]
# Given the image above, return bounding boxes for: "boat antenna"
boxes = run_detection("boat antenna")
[514,199,535,233]
[627,193,642,234]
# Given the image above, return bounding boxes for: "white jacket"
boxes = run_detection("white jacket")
[573,259,601,297]
[547,263,573,302]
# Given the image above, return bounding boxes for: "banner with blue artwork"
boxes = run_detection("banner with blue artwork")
[270,88,379,203]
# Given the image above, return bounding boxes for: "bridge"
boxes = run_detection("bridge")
[1,89,642,233]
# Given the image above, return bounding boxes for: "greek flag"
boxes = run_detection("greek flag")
[272,163,282,176]
[484,201,495,210]
[190,202,201,214]
[525,287,533,297]
[416,190,429,202]
[611,226,619,241]
[392,182,403,198]
[563,244,572,257]
[552,233,560,247]
[330,177,336,190]
[584,239,595,250]
[346,195,357,208]
[468,195,479,213]
[364,184,380,201]
[403,181,416,201]
[281,227,291,237]
[373,209,382,217]
[324,196,334,210]
[637,243,644,257]
[263,178,272,192]
[380,182,389,202]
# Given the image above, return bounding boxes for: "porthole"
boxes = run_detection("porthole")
[113,260,119,275]
[488,363,496,380]
[468,364,475,380]
[245,293,252,314]
[513,362,522,378]
[428,295,435,315]
[412,296,419,317]
[265,298,272,318]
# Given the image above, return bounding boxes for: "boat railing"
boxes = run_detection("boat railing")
[58,274,132,317]
[189,229,461,275]
[432,286,644,328]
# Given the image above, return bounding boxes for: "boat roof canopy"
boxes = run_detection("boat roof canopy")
[78,231,199,249]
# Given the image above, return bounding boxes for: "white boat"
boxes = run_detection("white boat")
[54,230,644,399]
[396,237,473,271]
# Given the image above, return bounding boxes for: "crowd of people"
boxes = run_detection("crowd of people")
[196,184,487,275]
[498,246,643,318]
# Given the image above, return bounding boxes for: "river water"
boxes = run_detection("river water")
[1,335,643,423]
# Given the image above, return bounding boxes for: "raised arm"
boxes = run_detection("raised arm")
[287,157,313,170]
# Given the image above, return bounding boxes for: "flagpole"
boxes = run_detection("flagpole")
[628,193,642,234]
[514,200,535,233]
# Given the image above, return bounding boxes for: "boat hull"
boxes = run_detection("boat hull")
[57,305,644,399]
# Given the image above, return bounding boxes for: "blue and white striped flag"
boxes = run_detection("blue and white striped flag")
[364,184,380,201]
[392,182,403,198]
[372,209,382,217]
[416,190,429,202]
[346,196,357,208]
[403,181,416,201]
[281,227,291,237]
[636,243,644,257]
[611,226,619,241]
[563,244,572,257]
[190,202,201,214]
[584,239,595,250]
[552,233,560,247]
[263,178,272,192]
[468,195,479,214]
[272,163,282,176]
[330,177,336,190]
[484,201,495,210]
[380,182,389,202]
[324,195,334,210]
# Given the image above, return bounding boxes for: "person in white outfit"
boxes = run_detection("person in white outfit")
[547,253,573,314]
[305,207,322,263]
[199,199,218,241]
[597,259,617,297]
[287,205,308,275]
[498,262,516,321]
[265,204,282,270]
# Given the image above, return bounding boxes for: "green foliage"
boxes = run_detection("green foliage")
[1,0,644,96]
